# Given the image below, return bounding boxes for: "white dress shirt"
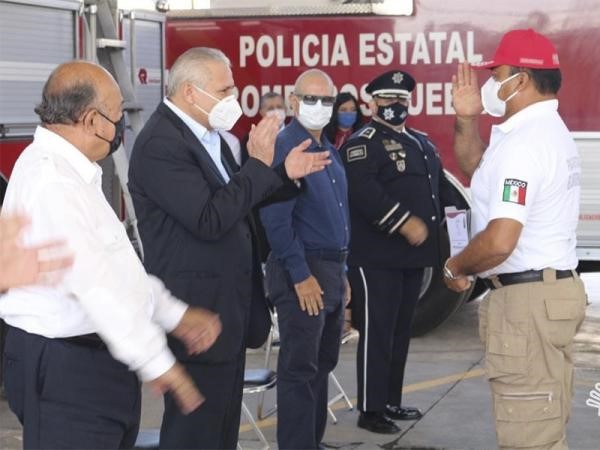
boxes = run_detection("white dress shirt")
[470,100,580,277]
[164,97,230,182]
[219,130,242,166]
[0,126,188,381]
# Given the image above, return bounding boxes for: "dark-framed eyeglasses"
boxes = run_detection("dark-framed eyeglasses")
[295,94,336,107]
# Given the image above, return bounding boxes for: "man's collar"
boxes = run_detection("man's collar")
[163,97,210,142]
[35,126,100,184]
[496,99,559,134]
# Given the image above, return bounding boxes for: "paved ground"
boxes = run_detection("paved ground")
[2,274,599,449]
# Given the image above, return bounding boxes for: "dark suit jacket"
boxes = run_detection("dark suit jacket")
[128,102,297,364]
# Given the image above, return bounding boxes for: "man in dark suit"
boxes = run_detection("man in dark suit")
[128,47,331,449]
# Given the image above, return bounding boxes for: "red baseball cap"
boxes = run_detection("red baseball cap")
[475,29,560,69]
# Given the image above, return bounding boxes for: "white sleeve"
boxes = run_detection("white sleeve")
[30,182,176,382]
[147,275,188,332]
[486,145,544,225]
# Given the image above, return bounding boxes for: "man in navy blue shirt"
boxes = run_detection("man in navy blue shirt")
[260,69,351,450]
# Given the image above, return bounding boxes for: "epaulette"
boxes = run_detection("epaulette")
[358,126,376,140]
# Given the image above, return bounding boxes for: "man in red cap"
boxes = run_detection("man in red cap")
[445,29,586,449]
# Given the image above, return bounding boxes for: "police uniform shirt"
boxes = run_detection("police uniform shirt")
[471,99,580,277]
[341,120,457,269]
[0,126,188,381]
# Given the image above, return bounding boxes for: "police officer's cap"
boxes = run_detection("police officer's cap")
[366,70,416,98]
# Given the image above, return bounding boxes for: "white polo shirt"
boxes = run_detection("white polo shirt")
[470,99,580,277]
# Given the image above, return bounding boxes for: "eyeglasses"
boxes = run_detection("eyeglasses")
[295,94,336,107]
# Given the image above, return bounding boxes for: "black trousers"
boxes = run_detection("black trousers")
[265,254,345,450]
[2,326,141,449]
[348,266,424,413]
[159,350,246,449]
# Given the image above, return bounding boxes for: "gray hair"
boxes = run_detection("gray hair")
[167,47,231,97]
[294,69,334,95]
[34,71,97,124]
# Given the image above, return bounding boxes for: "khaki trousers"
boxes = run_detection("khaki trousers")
[479,269,587,450]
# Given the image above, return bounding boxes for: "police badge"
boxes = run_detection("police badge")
[396,160,406,172]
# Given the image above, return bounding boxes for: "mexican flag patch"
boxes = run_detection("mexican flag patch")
[502,179,527,205]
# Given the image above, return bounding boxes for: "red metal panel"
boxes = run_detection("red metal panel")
[0,139,30,179]
[165,0,600,185]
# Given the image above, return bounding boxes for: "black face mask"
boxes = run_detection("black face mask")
[95,110,125,155]
[376,102,409,127]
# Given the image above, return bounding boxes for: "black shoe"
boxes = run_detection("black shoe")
[357,412,401,434]
[385,404,423,420]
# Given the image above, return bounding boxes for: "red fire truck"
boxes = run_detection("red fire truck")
[1,0,599,334]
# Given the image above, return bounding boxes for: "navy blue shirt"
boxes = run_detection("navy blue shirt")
[260,118,350,283]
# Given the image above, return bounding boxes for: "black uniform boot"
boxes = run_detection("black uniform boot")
[357,412,401,434]
[385,404,423,420]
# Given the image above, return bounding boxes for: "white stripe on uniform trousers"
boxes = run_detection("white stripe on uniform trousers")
[359,267,369,412]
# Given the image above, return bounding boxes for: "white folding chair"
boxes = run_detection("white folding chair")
[327,371,354,424]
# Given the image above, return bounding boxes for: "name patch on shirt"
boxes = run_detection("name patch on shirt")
[502,178,527,205]
[347,145,367,162]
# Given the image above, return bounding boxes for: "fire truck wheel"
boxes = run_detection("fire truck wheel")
[411,226,474,337]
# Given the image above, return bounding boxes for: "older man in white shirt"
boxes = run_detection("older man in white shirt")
[0,60,221,450]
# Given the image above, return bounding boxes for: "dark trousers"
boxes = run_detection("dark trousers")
[2,326,141,449]
[348,266,424,412]
[265,254,345,450]
[159,351,246,449]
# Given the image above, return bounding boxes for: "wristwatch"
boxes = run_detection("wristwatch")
[443,259,459,280]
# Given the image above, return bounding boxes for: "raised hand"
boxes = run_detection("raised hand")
[284,139,331,180]
[451,62,484,118]
[246,115,281,167]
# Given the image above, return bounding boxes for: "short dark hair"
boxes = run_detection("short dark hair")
[259,92,283,110]
[510,66,562,95]
[34,79,98,124]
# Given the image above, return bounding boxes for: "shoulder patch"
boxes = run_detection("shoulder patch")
[502,178,528,205]
[346,145,367,163]
[358,127,376,140]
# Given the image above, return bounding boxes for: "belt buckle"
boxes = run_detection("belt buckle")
[485,276,503,290]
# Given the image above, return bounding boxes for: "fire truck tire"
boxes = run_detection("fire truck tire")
[411,225,474,337]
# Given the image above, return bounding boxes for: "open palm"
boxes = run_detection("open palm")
[451,62,484,117]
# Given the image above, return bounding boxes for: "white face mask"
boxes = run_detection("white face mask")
[480,73,521,117]
[266,108,286,123]
[193,85,243,131]
[297,100,333,131]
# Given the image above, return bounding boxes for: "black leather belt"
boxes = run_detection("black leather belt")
[61,333,107,350]
[305,248,348,263]
[483,269,574,290]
